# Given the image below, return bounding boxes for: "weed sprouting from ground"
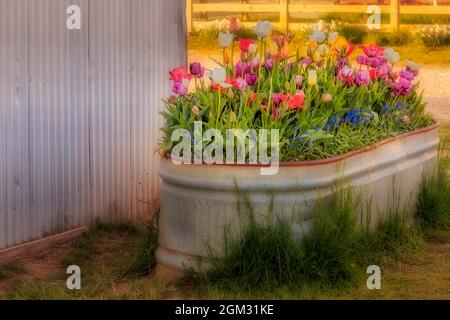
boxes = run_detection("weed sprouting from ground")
[417,156,450,243]
[122,213,160,279]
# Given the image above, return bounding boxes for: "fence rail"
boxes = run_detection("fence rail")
[186,0,450,33]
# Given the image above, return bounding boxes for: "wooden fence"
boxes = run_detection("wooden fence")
[186,0,450,33]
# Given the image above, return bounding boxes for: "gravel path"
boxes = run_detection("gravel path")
[189,50,450,121]
[418,67,450,122]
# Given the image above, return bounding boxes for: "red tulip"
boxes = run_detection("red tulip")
[239,39,256,53]
[360,44,384,58]
[288,91,305,110]
[169,66,192,82]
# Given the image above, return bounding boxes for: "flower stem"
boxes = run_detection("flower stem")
[223,48,226,66]
[231,38,235,72]
[258,40,263,93]
[216,88,221,129]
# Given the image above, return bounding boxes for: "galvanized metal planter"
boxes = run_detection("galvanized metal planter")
[156,124,440,276]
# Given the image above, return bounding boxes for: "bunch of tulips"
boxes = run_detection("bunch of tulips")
[161,20,433,161]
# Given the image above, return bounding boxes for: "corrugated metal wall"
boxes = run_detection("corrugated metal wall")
[0,0,187,250]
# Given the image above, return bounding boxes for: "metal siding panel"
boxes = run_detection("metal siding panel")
[0,0,10,248]
[129,0,187,219]
[0,0,29,248]
[0,0,186,250]
[28,0,90,242]
[89,0,132,222]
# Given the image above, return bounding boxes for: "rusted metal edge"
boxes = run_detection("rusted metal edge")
[165,123,441,167]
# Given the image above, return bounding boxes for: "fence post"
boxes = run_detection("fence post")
[241,0,249,22]
[390,0,400,31]
[432,0,438,6]
[280,0,289,32]
[186,0,193,34]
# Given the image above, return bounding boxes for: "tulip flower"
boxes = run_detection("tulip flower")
[169,66,192,82]
[254,21,272,41]
[402,115,411,124]
[236,77,248,91]
[384,48,400,65]
[327,32,339,44]
[309,30,326,44]
[307,70,318,86]
[239,39,257,53]
[405,60,419,77]
[230,16,240,33]
[209,67,233,89]
[295,75,303,88]
[172,79,190,96]
[218,32,234,49]
[321,93,333,103]
[264,56,275,70]
[360,44,384,58]
[273,93,288,107]
[288,91,305,110]
[399,70,415,81]
[332,36,354,57]
[355,70,370,87]
[395,78,413,96]
[189,62,205,78]
[245,73,258,86]
[192,105,200,117]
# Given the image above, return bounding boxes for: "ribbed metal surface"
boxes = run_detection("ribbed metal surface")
[0,0,186,250]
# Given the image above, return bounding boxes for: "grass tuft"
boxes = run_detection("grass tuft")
[121,214,160,279]
[188,189,425,293]
[417,158,450,233]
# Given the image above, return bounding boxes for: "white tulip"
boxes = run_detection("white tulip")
[254,21,272,41]
[209,67,232,88]
[327,32,339,44]
[309,30,326,44]
[218,32,234,49]
[384,48,400,64]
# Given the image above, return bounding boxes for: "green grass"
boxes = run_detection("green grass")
[121,214,159,279]
[0,262,27,281]
[417,157,450,233]
[0,219,166,300]
[183,189,424,295]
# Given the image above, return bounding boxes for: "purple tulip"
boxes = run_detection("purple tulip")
[236,77,248,91]
[399,70,415,81]
[264,57,274,70]
[172,80,189,96]
[355,70,370,87]
[369,57,385,68]
[406,62,419,77]
[189,62,205,78]
[245,73,258,86]
[356,55,369,65]
[395,78,412,96]
[235,61,253,77]
[273,93,287,106]
[302,58,311,68]
[377,63,392,80]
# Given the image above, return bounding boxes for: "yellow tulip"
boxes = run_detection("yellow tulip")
[307,70,318,86]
